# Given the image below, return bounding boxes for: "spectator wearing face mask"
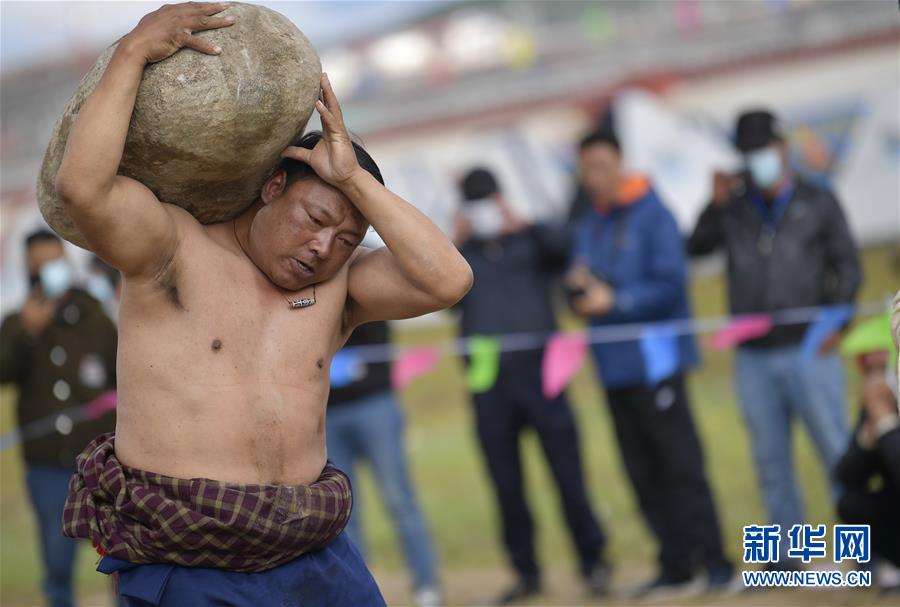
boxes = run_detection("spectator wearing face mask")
[688,109,862,569]
[0,229,118,607]
[453,168,610,605]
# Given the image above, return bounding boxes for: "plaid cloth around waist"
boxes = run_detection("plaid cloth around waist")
[63,433,352,572]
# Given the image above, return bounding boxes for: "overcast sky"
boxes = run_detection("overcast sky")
[1,0,451,73]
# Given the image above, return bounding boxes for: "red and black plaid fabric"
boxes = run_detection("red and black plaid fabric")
[63,433,352,572]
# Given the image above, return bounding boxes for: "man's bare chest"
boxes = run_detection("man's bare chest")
[121,252,348,377]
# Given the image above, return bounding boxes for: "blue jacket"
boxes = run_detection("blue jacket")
[572,185,698,389]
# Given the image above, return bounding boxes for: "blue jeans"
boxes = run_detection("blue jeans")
[735,345,850,534]
[26,464,78,607]
[326,391,439,590]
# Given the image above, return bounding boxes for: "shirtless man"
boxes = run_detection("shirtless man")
[55,3,472,605]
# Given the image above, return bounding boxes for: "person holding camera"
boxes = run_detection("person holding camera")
[567,130,734,600]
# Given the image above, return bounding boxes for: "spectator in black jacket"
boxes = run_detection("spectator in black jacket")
[454,168,610,604]
[688,110,861,568]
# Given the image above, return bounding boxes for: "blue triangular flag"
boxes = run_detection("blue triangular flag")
[802,304,854,359]
[330,349,365,388]
[640,324,679,387]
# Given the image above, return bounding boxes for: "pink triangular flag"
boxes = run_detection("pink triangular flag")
[85,390,117,419]
[708,314,774,351]
[674,0,702,32]
[541,332,588,399]
[391,347,441,391]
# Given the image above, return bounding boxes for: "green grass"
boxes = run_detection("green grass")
[1,245,897,604]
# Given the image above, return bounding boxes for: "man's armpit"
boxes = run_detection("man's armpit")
[152,251,184,311]
[145,204,194,311]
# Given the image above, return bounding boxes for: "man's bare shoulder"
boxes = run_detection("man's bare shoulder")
[160,203,204,232]
[344,245,379,282]
[160,203,233,254]
[350,245,373,262]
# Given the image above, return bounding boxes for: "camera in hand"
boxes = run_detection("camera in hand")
[564,284,586,301]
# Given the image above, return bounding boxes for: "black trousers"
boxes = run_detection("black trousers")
[838,488,900,568]
[605,374,729,579]
[472,351,606,580]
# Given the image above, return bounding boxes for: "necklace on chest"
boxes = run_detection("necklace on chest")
[233,219,317,310]
[286,291,316,309]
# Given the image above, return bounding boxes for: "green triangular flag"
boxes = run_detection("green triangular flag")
[583,3,614,44]
[841,311,897,367]
[466,336,501,394]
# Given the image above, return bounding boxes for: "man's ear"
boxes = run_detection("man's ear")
[261,169,288,204]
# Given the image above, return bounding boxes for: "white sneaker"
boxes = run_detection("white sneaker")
[878,560,900,591]
[414,586,443,607]
[706,571,745,597]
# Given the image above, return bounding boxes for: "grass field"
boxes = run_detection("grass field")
[1,245,897,606]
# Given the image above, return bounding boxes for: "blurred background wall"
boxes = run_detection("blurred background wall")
[2,0,898,315]
[1,2,898,605]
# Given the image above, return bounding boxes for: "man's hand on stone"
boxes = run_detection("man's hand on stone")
[281,73,362,190]
[121,2,235,65]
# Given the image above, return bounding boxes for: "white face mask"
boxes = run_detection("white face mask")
[745,146,783,189]
[39,258,73,299]
[463,199,505,239]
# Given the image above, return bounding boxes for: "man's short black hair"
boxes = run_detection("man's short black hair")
[25,229,61,251]
[277,131,384,187]
[460,167,500,202]
[578,129,621,154]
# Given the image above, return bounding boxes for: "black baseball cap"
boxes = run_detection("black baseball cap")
[460,167,500,202]
[734,110,784,152]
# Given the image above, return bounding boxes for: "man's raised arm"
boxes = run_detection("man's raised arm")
[283,74,473,328]
[55,2,234,277]
[341,172,474,327]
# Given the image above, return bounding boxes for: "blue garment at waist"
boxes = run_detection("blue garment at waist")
[99,531,385,607]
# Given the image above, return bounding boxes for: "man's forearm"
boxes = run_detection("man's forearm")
[341,170,471,301]
[56,43,146,203]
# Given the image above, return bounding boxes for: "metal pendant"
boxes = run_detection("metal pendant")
[289,297,316,309]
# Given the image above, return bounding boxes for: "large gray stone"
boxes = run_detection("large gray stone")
[37,2,321,248]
